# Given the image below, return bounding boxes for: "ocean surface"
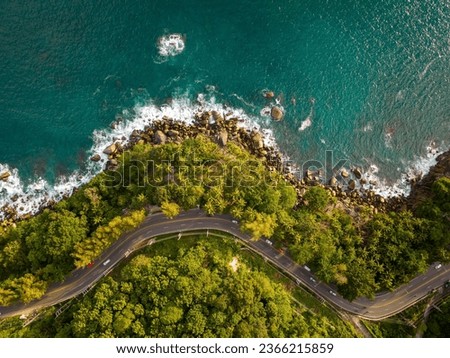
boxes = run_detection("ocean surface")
[1,0,449,216]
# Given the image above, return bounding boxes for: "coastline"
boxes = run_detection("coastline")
[2,100,447,227]
[0,101,448,313]
[0,103,444,226]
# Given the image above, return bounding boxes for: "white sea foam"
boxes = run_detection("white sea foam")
[260,106,271,117]
[1,93,446,219]
[362,123,373,132]
[361,142,444,197]
[298,117,312,131]
[157,33,185,57]
[0,162,98,220]
[298,106,314,132]
[419,57,440,80]
[384,132,393,148]
[231,93,257,109]
[0,94,278,219]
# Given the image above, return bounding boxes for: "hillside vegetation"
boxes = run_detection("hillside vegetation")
[0,136,449,306]
[0,237,358,338]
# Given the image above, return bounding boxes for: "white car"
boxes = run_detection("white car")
[231,220,238,224]
[310,277,316,283]
[435,263,442,269]
[329,290,337,296]
[265,239,273,245]
[103,259,111,266]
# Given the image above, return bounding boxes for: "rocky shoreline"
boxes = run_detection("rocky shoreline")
[1,110,447,228]
[98,112,407,215]
[408,150,450,210]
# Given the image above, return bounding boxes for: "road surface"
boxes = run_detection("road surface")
[0,209,449,321]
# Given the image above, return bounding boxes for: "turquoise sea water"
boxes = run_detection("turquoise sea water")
[0,0,449,214]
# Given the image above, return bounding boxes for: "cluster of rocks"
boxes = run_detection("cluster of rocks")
[111,111,285,165]
[3,107,444,228]
[98,111,406,216]
[1,192,47,227]
[262,90,284,121]
[100,141,125,171]
[283,166,405,215]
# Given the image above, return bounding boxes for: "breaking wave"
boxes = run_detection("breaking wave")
[0,93,277,219]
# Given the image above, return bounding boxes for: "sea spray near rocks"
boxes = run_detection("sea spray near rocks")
[0,94,447,221]
[361,143,445,198]
[0,95,278,220]
[1,0,449,222]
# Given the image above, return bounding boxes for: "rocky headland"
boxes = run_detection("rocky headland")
[99,112,408,216]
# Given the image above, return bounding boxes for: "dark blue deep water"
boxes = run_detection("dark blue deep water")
[1,0,449,213]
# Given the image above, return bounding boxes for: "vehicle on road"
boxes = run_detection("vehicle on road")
[310,277,316,283]
[103,259,111,266]
[445,280,450,289]
[304,265,311,272]
[435,263,442,269]
[265,239,273,245]
[87,261,94,268]
[329,290,337,296]
[231,220,238,224]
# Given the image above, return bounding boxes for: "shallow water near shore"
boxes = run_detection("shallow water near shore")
[1,0,449,216]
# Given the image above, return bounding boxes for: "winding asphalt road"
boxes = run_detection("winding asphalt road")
[0,208,449,321]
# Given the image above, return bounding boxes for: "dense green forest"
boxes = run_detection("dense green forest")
[0,135,449,306]
[0,237,358,338]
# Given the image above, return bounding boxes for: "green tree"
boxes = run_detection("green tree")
[242,211,277,240]
[161,202,181,219]
[303,186,331,212]
[11,274,47,303]
[73,210,145,268]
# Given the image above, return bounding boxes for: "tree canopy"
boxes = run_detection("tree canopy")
[0,135,448,306]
